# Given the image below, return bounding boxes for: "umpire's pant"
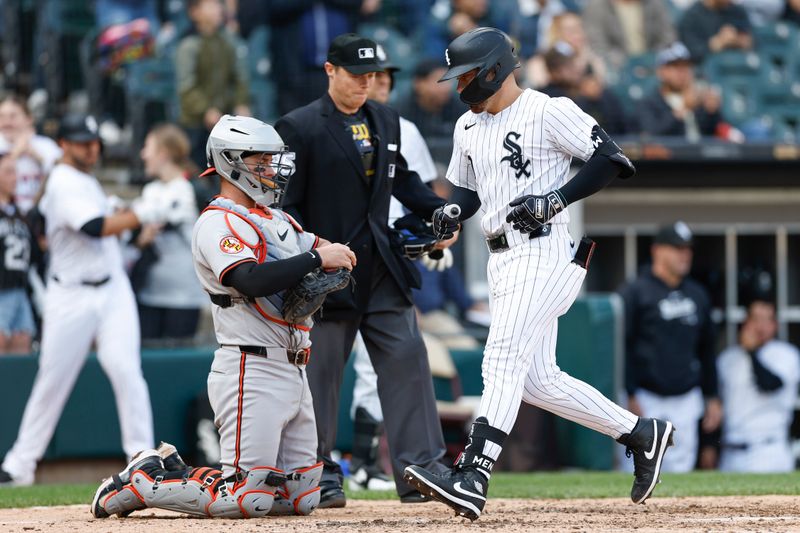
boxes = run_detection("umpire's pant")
[307,271,447,497]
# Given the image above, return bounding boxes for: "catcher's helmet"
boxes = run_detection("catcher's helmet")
[205,115,295,206]
[440,27,520,105]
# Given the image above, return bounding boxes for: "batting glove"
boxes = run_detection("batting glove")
[421,248,453,272]
[506,190,567,234]
[432,204,460,240]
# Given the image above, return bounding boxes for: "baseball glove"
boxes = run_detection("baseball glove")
[282,267,352,323]
[391,213,438,260]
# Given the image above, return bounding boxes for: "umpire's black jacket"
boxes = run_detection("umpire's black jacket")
[276,93,445,320]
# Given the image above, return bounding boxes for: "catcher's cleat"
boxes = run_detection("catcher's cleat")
[618,418,675,504]
[403,465,487,521]
[156,442,188,472]
[91,449,163,519]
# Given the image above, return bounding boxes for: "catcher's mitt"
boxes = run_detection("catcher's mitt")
[282,267,352,323]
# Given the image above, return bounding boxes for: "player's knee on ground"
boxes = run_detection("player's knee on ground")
[269,462,322,516]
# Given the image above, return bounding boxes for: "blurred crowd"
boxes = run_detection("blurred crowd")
[0,0,798,474]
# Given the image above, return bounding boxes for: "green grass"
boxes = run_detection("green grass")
[2,472,799,509]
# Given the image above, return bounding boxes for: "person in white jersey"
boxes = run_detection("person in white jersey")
[0,114,158,487]
[403,28,675,520]
[91,115,356,519]
[717,298,799,472]
[346,44,445,493]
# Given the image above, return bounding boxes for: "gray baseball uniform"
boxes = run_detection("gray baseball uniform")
[192,199,318,477]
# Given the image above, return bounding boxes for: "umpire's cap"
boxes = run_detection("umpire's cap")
[57,113,100,143]
[440,27,520,105]
[327,33,383,75]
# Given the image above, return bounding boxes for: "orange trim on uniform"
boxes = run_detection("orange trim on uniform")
[249,206,273,220]
[234,351,246,473]
[295,461,324,473]
[283,212,304,233]
[252,300,311,331]
[313,235,320,249]
[218,258,257,284]
[199,167,217,177]
[203,205,268,262]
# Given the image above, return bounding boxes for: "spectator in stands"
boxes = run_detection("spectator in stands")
[396,58,464,140]
[716,298,799,472]
[263,0,375,115]
[618,221,722,472]
[678,0,752,63]
[176,0,250,169]
[735,0,784,26]
[582,0,676,75]
[524,12,606,89]
[0,152,35,355]
[132,124,206,342]
[422,0,508,59]
[540,43,630,134]
[0,95,62,215]
[784,0,800,25]
[504,0,578,59]
[637,42,723,139]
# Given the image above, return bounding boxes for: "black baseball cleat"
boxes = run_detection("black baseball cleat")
[317,479,346,509]
[0,468,14,487]
[403,465,487,520]
[91,449,163,519]
[618,418,675,504]
[399,490,432,504]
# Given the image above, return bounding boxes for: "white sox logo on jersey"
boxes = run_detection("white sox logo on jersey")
[500,132,531,178]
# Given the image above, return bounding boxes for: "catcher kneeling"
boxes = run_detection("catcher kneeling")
[91,115,355,519]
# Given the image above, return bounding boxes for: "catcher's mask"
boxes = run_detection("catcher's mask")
[205,115,295,206]
[440,27,520,106]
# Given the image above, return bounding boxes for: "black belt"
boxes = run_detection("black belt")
[237,345,311,366]
[52,275,111,287]
[486,224,551,253]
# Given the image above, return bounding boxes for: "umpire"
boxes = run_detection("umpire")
[276,33,451,507]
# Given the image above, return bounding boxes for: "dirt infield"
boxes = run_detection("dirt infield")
[2,496,799,532]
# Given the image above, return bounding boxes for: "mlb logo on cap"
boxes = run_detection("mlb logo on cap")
[358,47,375,59]
[327,33,383,75]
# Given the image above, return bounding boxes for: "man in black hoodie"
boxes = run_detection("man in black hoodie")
[618,221,722,472]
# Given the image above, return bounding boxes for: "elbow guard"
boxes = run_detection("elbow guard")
[590,126,636,179]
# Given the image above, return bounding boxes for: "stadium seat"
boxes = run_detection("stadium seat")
[754,22,799,85]
[245,25,278,122]
[719,78,764,127]
[703,51,762,83]
[124,57,178,151]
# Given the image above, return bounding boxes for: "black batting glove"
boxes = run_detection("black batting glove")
[506,190,568,234]
[432,205,460,240]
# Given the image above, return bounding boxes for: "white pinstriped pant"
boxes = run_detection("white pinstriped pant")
[479,225,638,448]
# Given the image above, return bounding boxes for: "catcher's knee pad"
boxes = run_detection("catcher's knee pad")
[205,466,280,518]
[269,462,322,516]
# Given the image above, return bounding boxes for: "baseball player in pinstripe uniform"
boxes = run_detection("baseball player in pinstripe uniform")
[91,115,356,519]
[404,28,675,520]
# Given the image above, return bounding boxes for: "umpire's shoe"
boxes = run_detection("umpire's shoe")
[403,465,487,520]
[91,449,163,518]
[317,479,346,508]
[617,418,675,504]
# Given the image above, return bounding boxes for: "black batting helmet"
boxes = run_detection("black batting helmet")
[440,27,520,105]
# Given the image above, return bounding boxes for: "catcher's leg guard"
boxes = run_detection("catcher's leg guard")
[269,462,322,516]
[204,467,280,518]
[131,467,223,517]
[91,449,164,518]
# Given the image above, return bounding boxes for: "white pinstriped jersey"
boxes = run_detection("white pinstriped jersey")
[446,89,598,237]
